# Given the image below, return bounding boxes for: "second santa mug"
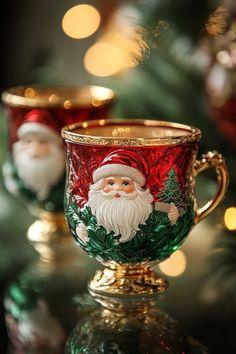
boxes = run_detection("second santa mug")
[2,85,115,214]
[62,119,228,268]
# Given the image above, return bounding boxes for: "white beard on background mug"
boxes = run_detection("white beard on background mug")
[13,140,65,200]
[88,179,154,243]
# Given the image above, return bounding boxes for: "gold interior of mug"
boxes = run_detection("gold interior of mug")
[62,119,201,146]
[1,85,115,109]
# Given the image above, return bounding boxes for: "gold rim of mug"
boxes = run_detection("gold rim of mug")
[1,85,115,109]
[61,118,202,146]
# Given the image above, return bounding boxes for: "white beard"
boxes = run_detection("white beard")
[13,141,65,200]
[88,180,154,243]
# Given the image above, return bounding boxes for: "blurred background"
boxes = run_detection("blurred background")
[0,0,236,353]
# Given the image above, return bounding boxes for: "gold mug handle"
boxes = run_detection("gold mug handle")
[193,151,229,224]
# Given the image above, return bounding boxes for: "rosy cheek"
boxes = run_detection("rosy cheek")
[123,186,134,193]
[39,145,50,156]
[103,186,111,193]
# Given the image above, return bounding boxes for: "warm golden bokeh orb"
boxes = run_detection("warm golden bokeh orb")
[62,4,100,39]
[159,250,187,277]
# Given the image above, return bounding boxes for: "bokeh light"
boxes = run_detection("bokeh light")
[83,5,148,77]
[24,87,36,98]
[84,42,124,77]
[224,207,236,230]
[159,250,187,277]
[62,4,100,39]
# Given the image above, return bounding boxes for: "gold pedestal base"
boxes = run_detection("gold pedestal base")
[27,211,79,263]
[88,263,168,309]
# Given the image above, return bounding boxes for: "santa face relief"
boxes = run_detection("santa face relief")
[13,131,65,200]
[20,134,51,158]
[88,175,154,243]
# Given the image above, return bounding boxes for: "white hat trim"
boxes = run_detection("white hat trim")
[17,122,61,145]
[93,163,145,186]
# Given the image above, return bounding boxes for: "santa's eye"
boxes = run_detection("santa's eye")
[108,181,114,186]
[22,138,32,144]
[122,181,130,186]
[38,139,47,145]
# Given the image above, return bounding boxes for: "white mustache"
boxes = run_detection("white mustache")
[100,189,137,200]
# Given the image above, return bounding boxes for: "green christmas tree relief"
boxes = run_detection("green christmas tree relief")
[157,168,189,217]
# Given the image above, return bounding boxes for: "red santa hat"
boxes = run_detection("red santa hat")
[93,149,149,187]
[17,109,62,145]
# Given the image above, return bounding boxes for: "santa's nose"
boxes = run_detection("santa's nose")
[28,142,41,158]
[114,184,122,191]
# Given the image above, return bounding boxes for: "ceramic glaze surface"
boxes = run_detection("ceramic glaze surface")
[64,142,198,263]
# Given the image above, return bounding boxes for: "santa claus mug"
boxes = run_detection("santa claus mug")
[1,85,114,262]
[62,118,228,300]
[1,85,114,351]
[2,85,114,213]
